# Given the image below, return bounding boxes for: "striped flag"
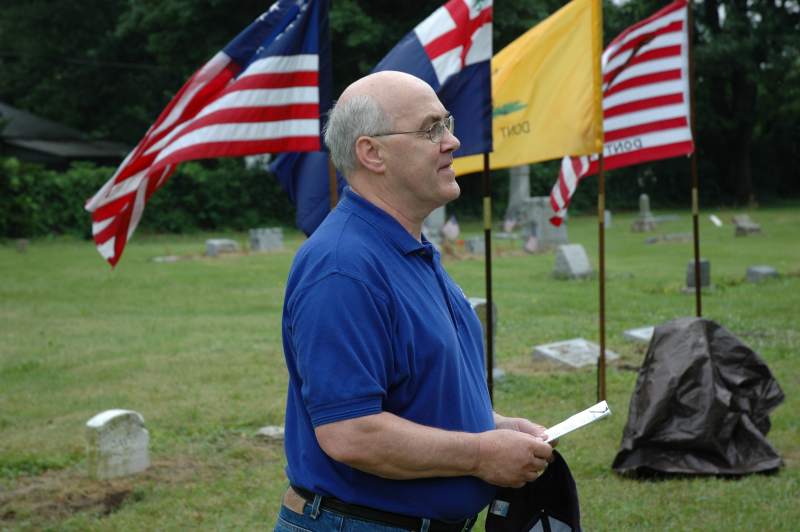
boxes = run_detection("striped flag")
[86,0,330,266]
[549,0,693,225]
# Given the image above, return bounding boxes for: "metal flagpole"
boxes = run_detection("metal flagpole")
[482,153,494,404]
[687,0,702,317]
[597,153,607,402]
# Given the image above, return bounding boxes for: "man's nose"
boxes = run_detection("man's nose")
[440,127,461,152]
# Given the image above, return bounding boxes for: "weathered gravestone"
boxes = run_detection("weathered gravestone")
[732,214,761,236]
[746,265,778,283]
[423,206,447,248]
[532,338,619,368]
[604,210,612,230]
[631,193,657,232]
[255,425,285,441]
[205,238,239,257]
[86,409,150,480]
[504,166,568,252]
[624,326,654,345]
[686,259,711,289]
[465,236,485,255]
[249,227,283,252]
[468,297,504,380]
[553,244,593,279]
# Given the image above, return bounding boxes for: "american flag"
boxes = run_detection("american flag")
[85,0,329,266]
[549,0,693,225]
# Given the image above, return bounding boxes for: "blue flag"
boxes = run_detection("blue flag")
[271,0,493,235]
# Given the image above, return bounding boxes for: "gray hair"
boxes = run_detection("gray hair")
[323,95,393,177]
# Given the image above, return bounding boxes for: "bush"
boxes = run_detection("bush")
[0,157,296,238]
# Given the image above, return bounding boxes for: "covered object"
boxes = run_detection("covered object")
[612,317,784,476]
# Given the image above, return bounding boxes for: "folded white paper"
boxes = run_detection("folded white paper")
[545,400,611,443]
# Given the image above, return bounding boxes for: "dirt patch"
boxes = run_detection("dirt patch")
[0,456,206,525]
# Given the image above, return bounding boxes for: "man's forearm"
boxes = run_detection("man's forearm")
[315,411,552,487]
[315,411,480,480]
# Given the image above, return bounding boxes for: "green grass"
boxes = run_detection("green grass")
[1,206,798,530]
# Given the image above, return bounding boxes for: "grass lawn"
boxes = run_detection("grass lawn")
[1,205,798,530]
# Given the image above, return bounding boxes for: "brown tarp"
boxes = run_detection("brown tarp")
[612,317,784,476]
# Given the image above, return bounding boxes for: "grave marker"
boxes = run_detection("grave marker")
[205,238,239,257]
[732,214,761,236]
[249,228,283,252]
[553,244,593,279]
[686,259,711,289]
[86,409,150,480]
[746,265,778,283]
[532,338,619,368]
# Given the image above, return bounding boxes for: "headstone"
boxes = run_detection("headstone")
[249,227,283,252]
[465,236,485,255]
[255,425,285,441]
[686,259,711,289]
[86,409,150,480]
[732,214,761,236]
[631,193,657,232]
[553,244,593,279]
[505,165,531,222]
[16,239,29,253]
[423,206,447,247]
[746,265,778,283]
[517,196,568,251]
[532,338,619,368]
[623,326,654,344]
[152,255,180,263]
[205,238,239,257]
[469,297,497,351]
[604,210,612,229]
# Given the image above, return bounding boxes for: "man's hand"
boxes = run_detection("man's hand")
[494,413,558,447]
[472,429,552,488]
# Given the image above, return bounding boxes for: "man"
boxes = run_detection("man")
[276,71,552,532]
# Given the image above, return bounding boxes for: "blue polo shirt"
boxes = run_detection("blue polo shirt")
[281,187,496,521]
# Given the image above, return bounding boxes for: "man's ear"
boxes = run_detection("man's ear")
[354,136,385,174]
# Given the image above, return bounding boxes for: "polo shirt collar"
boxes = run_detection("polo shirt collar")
[338,187,428,255]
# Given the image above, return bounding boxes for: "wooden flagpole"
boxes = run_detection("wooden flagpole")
[482,153,494,404]
[687,1,702,317]
[327,156,339,209]
[597,153,607,402]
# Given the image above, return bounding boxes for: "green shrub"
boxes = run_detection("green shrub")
[0,157,296,238]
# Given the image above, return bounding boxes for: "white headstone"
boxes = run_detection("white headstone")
[249,227,283,252]
[255,425,285,441]
[532,338,619,368]
[553,244,593,279]
[631,193,657,232]
[468,297,504,382]
[205,238,239,257]
[86,409,150,480]
[604,210,612,229]
[623,326,654,344]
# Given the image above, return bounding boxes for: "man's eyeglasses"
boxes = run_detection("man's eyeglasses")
[373,115,454,144]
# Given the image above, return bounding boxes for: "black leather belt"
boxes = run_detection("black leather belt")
[290,485,476,532]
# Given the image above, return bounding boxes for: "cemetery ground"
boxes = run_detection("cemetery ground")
[1,205,799,531]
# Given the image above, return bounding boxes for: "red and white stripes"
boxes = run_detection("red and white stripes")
[549,0,693,225]
[85,50,320,265]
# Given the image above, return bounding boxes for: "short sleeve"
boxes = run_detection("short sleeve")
[287,272,393,427]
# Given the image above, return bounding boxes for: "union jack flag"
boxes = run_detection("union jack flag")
[86,0,330,266]
[373,0,493,156]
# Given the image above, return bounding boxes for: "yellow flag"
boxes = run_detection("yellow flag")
[454,0,603,176]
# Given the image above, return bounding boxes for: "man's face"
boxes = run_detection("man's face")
[378,83,462,216]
